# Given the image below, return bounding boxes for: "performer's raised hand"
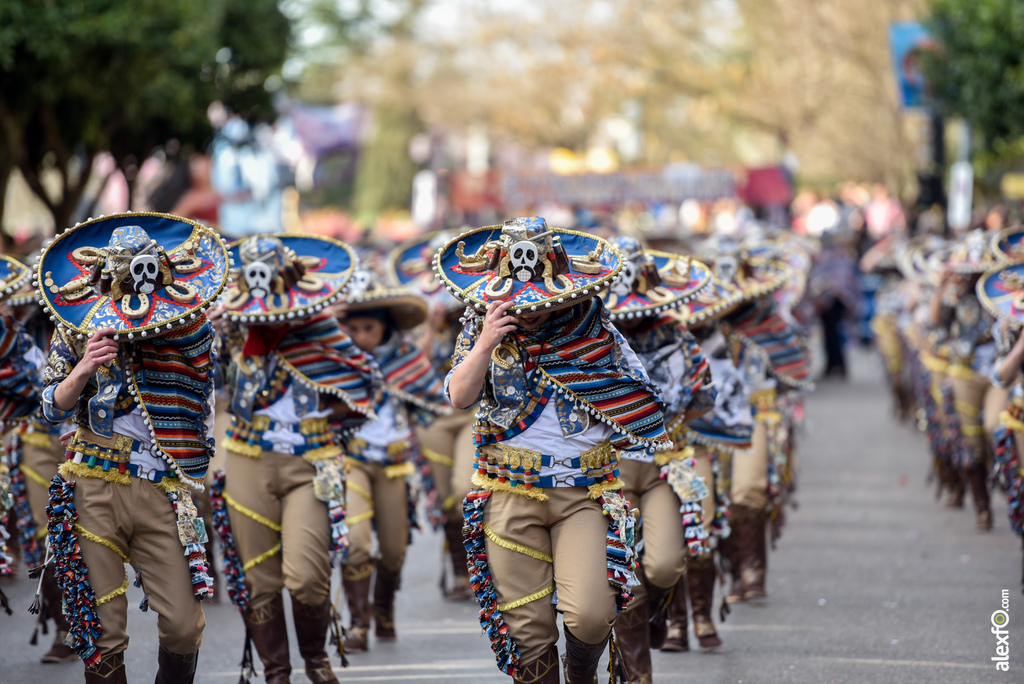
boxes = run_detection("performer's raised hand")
[478,300,517,353]
[80,328,118,376]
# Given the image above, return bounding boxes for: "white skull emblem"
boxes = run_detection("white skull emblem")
[129,254,159,294]
[348,270,372,297]
[244,262,273,300]
[716,256,738,284]
[509,240,539,282]
[611,260,636,297]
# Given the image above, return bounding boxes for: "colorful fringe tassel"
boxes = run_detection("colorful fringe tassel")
[710,449,731,540]
[994,424,1024,536]
[7,464,43,569]
[45,475,102,667]
[599,490,640,613]
[209,471,250,612]
[165,489,214,600]
[463,490,521,677]
[680,501,709,556]
[415,447,443,530]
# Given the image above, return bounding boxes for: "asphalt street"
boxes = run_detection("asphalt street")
[1,346,1020,683]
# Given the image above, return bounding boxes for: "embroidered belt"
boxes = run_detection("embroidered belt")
[473,440,619,494]
[62,428,178,485]
[1001,398,1024,433]
[345,437,416,478]
[222,415,341,461]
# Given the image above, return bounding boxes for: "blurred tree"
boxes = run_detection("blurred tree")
[924,0,1024,154]
[0,0,289,231]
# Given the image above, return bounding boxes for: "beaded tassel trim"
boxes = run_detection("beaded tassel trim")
[994,423,1024,536]
[463,490,521,676]
[209,471,250,612]
[599,489,640,614]
[7,456,43,569]
[45,475,102,667]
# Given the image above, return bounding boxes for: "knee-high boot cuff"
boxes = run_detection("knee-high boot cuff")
[514,645,560,684]
[563,625,610,684]
[155,646,199,684]
[291,597,339,683]
[242,594,291,684]
[84,652,126,683]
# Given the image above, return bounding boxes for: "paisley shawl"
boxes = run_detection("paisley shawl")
[456,298,669,453]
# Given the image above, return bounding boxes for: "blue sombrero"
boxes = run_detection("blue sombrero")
[36,212,229,340]
[604,237,713,320]
[433,217,621,314]
[0,255,31,304]
[992,227,1024,263]
[387,230,463,310]
[224,234,356,324]
[977,262,1024,328]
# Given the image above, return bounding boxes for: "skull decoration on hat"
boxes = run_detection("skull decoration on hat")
[344,268,429,331]
[603,236,713,320]
[36,212,229,340]
[433,216,622,315]
[223,234,357,324]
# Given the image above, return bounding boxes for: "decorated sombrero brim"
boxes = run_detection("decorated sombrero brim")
[604,248,714,321]
[344,271,429,331]
[934,229,1002,274]
[36,212,229,340]
[900,236,947,284]
[977,263,1024,328]
[224,234,356,324]
[433,221,621,315]
[991,227,1024,263]
[706,254,789,307]
[673,279,744,329]
[0,255,32,305]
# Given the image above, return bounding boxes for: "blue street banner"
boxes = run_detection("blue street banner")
[889,22,935,110]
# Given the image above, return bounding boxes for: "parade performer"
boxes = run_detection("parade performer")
[601,236,717,682]
[660,266,748,654]
[977,257,1024,588]
[0,259,44,618]
[3,278,79,662]
[388,232,478,600]
[336,269,450,652]
[37,212,229,683]
[862,237,913,420]
[214,234,381,684]
[436,217,671,684]
[928,230,1008,530]
[714,249,808,605]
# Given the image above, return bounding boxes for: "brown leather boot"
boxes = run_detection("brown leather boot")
[40,570,77,663]
[661,573,689,652]
[612,602,652,684]
[84,652,127,683]
[243,594,292,684]
[723,505,751,604]
[155,646,199,684]
[342,561,373,653]
[373,564,401,641]
[444,516,472,601]
[645,581,674,650]
[563,626,609,684]
[514,645,560,684]
[687,555,722,652]
[742,507,768,601]
[291,597,338,683]
[942,462,965,508]
[967,465,993,531]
